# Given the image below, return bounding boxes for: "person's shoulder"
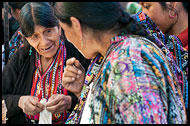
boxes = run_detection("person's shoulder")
[112,35,157,57]
[119,35,147,48]
[9,44,30,63]
[107,35,145,61]
[127,35,155,46]
[9,28,23,44]
[3,45,31,73]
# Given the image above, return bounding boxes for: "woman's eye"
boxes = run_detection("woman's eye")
[33,34,39,39]
[45,29,55,36]
[46,29,52,33]
[144,5,150,9]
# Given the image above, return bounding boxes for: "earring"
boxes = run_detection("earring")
[29,46,32,56]
[169,8,177,18]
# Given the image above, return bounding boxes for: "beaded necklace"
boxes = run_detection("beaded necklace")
[65,35,127,124]
[26,40,68,124]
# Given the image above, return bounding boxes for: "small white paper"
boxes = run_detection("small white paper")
[39,98,52,124]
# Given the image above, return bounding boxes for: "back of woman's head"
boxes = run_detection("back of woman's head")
[54,2,121,30]
[54,2,155,42]
[19,2,58,37]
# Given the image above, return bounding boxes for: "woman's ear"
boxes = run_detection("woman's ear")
[70,16,83,39]
[166,2,177,8]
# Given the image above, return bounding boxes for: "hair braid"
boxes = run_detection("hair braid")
[118,11,156,43]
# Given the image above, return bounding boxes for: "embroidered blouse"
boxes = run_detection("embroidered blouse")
[88,35,186,124]
[65,11,187,124]
[65,35,186,124]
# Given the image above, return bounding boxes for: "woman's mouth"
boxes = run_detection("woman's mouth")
[41,45,54,52]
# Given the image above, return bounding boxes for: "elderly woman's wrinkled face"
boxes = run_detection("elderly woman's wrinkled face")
[26,25,61,59]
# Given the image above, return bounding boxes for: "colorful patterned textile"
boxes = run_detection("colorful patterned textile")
[8,29,25,59]
[2,28,24,67]
[65,54,104,124]
[25,40,70,124]
[133,11,188,109]
[65,34,186,124]
[65,11,187,124]
[89,35,186,124]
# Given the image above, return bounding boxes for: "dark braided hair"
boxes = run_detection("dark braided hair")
[117,10,156,42]
[54,2,155,43]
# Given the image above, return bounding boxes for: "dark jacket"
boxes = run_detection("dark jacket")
[2,40,91,124]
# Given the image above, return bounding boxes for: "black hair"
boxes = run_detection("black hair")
[19,2,58,37]
[159,2,188,13]
[54,2,155,42]
[54,2,121,30]
[8,2,27,11]
[182,2,188,13]
[158,2,168,10]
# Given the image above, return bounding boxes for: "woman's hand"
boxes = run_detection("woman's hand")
[62,57,85,97]
[18,96,44,116]
[46,94,71,114]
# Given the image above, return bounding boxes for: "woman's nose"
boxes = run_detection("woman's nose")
[41,35,49,45]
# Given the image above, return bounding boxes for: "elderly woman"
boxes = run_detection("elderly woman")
[54,2,187,124]
[2,2,90,124]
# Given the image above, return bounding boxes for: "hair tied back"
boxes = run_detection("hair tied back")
[118,11,130,24]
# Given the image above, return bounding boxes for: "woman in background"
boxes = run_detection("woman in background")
[139,2,188,50]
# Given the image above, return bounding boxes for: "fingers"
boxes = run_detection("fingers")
[64,65,80,78]
[46,101,63,114]
[30,97,44,110]
[66,57,76,66]
[46,95,60,107]
[46,95,70,107]
[46,95,71,114]
[47,94,56,103]
[25,101,40,115]
[63,58,84,84]
[74,59,85,71]
[62,58,85,96]
[66,57,84,73]
[22,97,43,115]
[21,96,45,116]
[62,77,75,85]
